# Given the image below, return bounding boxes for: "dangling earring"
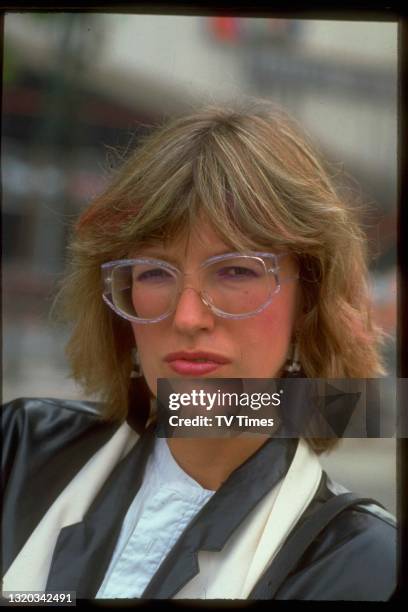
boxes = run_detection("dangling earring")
[283,338,304,378]
[127,347,151,434]
[130,347,143,379]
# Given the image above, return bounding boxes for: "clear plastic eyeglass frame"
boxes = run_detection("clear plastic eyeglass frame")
[101,251,298,324]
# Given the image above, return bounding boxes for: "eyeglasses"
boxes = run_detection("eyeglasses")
[101,252,298,323]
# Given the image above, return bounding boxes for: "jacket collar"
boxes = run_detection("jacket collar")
[46,423,297,598]
[45,421,157,597]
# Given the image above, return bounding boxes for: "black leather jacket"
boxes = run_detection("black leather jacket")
[1,397,397,600]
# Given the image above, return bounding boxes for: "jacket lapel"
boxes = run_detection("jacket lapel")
[142,437,297,599]
[46,426,296,599]
[2,401,120,575]
[45,422,157,597]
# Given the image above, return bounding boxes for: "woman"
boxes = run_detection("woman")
[2,101,396,600]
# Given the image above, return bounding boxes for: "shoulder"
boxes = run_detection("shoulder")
[2,395,104,430]
[2,397,121,496]
[1,398,125,573]
[3,396,116,459]
[2,395,115,440]
[276,472,397,601]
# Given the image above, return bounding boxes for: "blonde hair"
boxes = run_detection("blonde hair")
[56,100,387,454]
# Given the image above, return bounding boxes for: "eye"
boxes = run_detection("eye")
[217,266,259,279]
[135,268,172,282]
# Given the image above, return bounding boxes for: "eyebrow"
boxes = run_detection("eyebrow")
[134,247,236,265]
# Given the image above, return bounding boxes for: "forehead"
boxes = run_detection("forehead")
[137,222,233,261]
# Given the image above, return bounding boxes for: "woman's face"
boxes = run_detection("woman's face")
[131,221,302,397]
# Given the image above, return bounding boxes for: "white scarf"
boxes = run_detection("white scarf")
[2,428,321,599]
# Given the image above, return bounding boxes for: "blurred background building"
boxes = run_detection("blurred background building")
[2,14,397,512]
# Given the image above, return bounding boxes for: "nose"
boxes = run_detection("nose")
[172,286,215,335]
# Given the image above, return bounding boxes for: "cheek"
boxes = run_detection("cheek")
[244,310,291,348]
[239,299,296,367]
[253,294,294,337]
[131,325,160,364]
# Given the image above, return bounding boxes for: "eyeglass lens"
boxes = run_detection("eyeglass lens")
[111,257,276,319]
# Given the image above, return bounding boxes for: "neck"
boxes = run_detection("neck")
[166,435,269,491]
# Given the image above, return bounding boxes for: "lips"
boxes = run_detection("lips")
[164,351,230,363]
[164,351,231,376]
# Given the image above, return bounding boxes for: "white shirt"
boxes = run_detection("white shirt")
[96,436,215,599]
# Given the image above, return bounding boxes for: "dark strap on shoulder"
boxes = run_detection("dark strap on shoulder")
[248,493,385,599]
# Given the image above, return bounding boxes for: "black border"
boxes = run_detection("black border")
[1,1,406,606]
[0,1,404,19]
